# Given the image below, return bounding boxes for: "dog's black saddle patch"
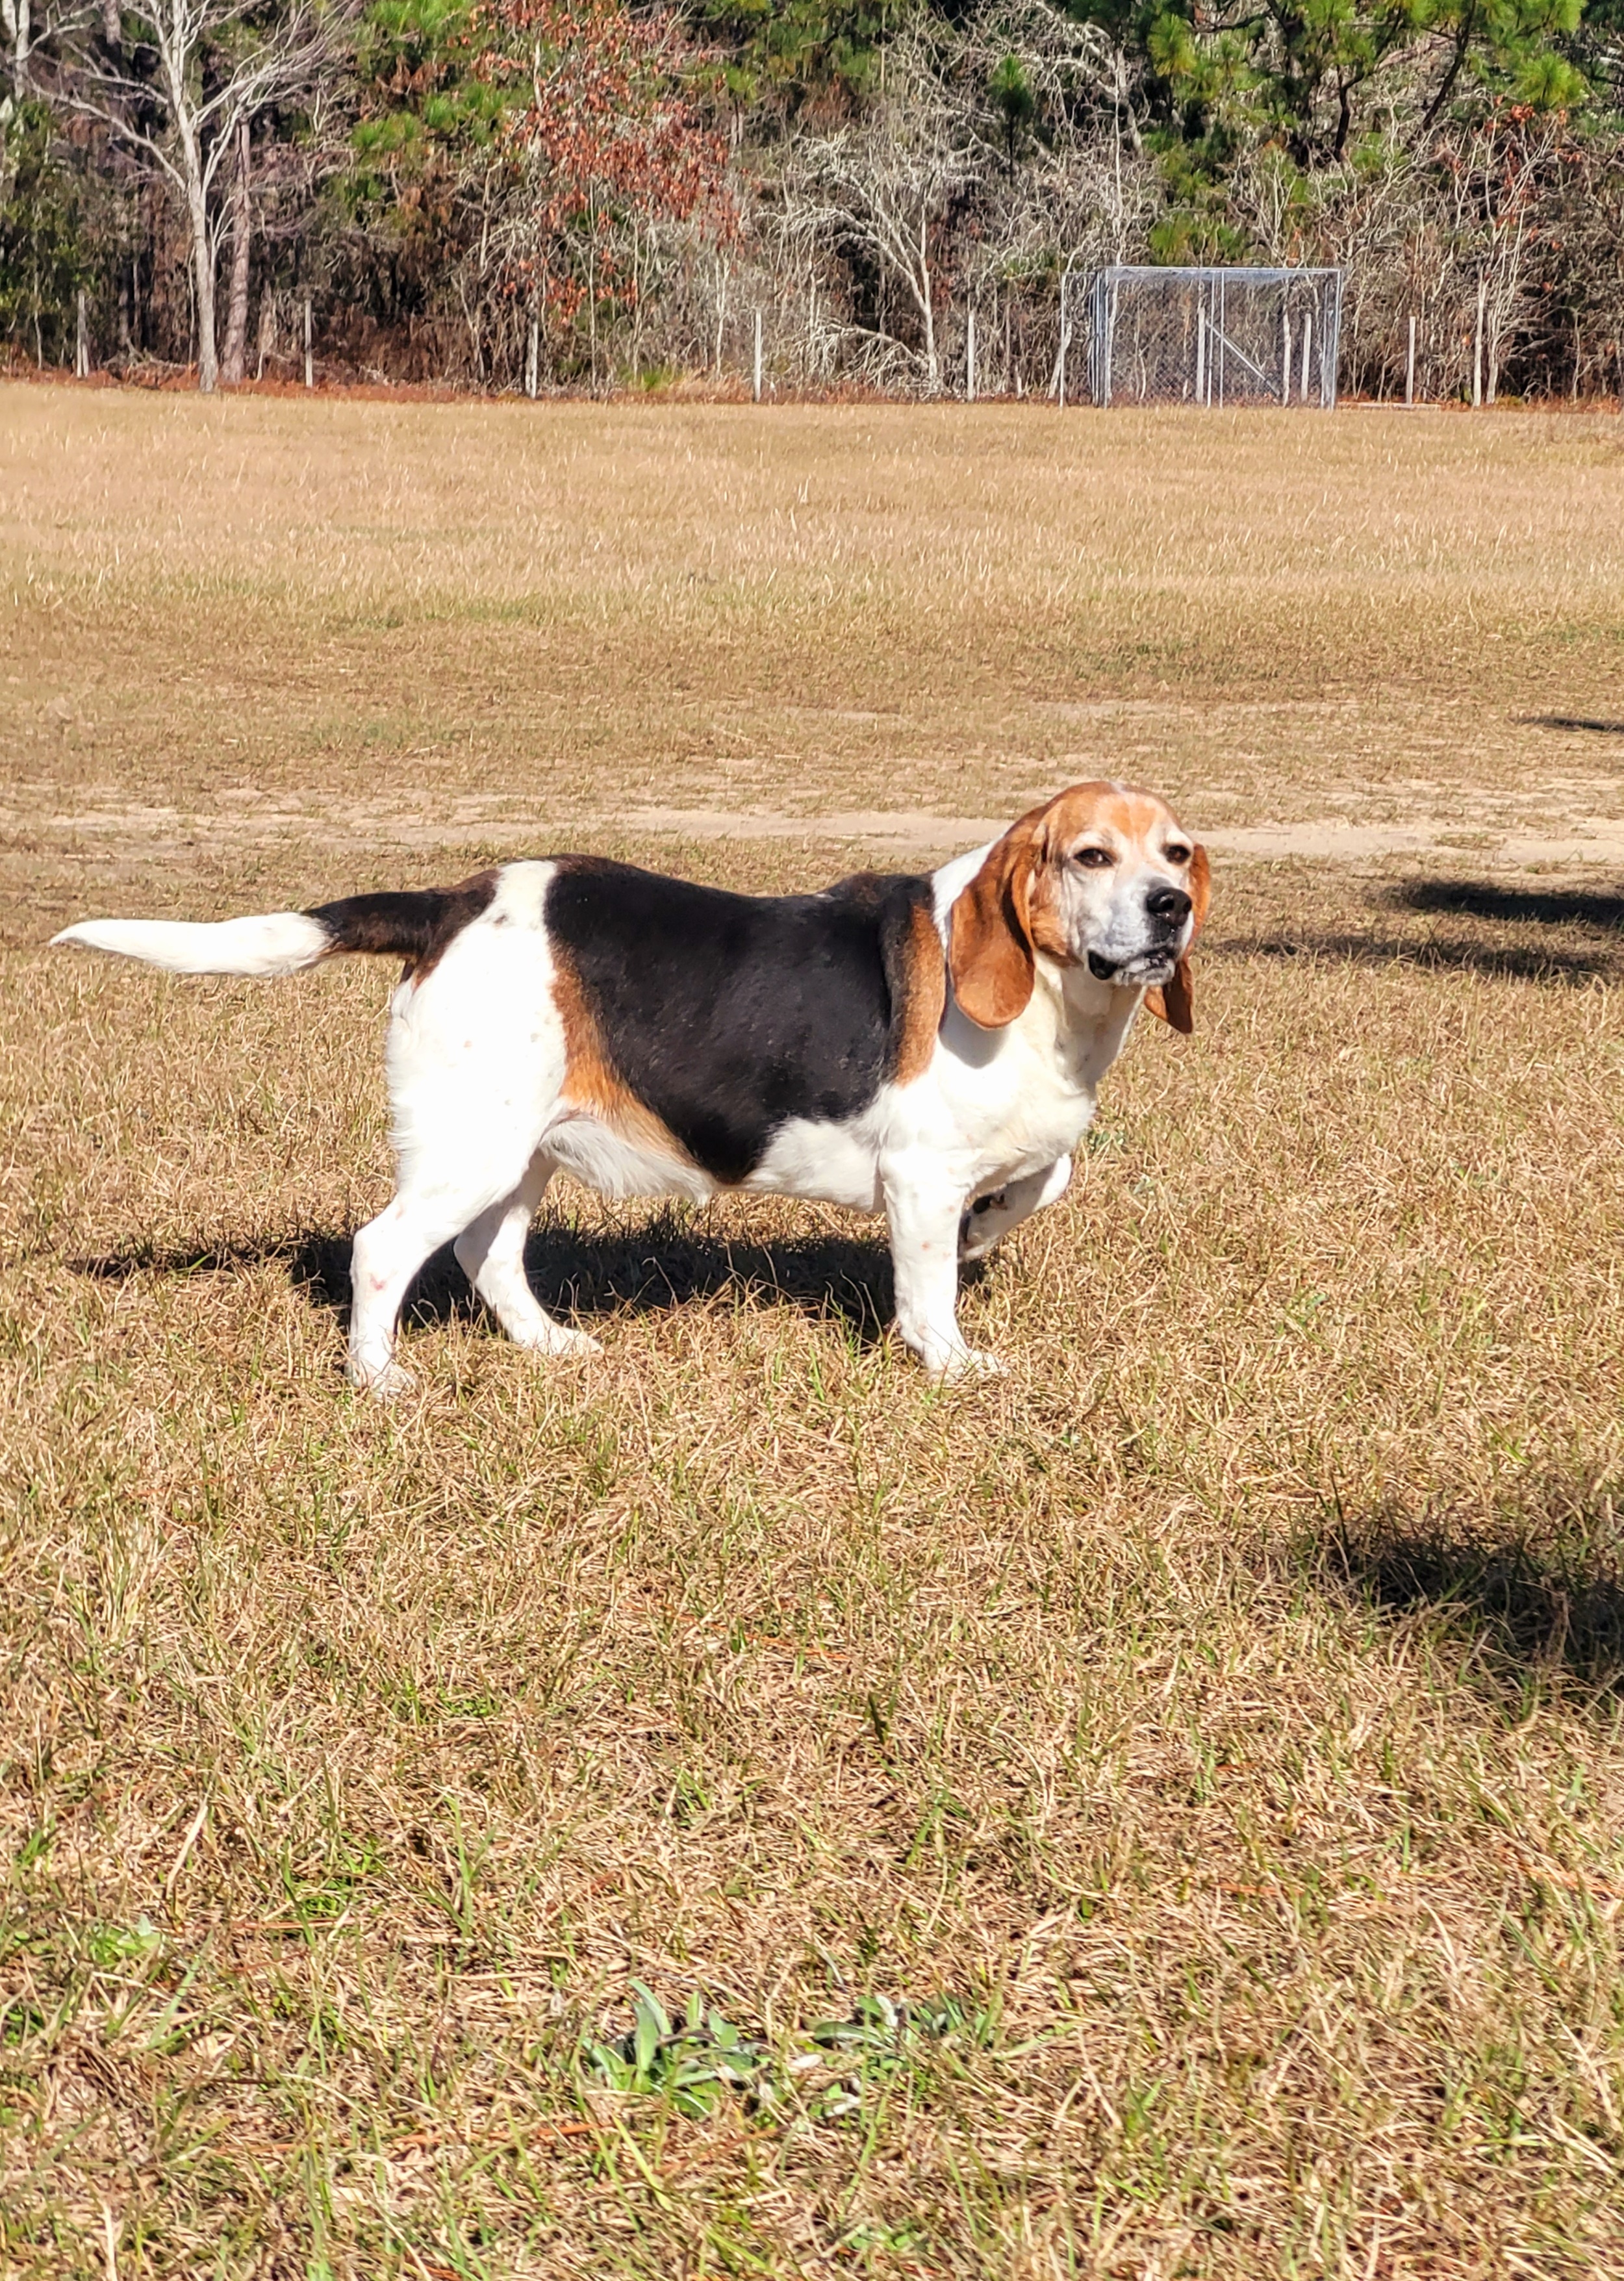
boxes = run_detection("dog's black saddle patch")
[546,858,936,1186]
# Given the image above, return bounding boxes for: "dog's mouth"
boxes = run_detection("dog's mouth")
[1087,949,1176,986]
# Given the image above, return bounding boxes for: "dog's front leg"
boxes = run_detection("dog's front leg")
[883,1160,1005,1381]
[960,1154,1073,1262]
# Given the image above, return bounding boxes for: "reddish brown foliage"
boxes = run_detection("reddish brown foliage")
[472,0,733,329]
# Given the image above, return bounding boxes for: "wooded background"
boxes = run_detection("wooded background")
[3,0,1621,400]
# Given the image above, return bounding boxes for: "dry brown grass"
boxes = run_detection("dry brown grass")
[3,385,1624,2279]
[5,387,1624,920]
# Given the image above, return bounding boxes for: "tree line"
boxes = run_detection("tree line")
[3,0,1621,398]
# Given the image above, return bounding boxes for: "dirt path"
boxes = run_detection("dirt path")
[16,794,1624,873]
[616,804,1624,869]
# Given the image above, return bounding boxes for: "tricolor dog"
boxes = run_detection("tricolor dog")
[53,781,1208,1391]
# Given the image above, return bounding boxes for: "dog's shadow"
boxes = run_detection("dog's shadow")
[73,1209,906,1345]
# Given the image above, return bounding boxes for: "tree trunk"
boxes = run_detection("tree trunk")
[221,120,251,387]
[189,178,218,392]
[162,37,218,393]
[5,0,32,99]
[918,212,936,392]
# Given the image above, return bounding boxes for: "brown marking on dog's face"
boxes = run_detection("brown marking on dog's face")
[893,893,948,1084]
[949,782,1207,1030]
[549,945,699,1166]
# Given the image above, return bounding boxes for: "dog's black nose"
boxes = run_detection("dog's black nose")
[1146,884,1193,925]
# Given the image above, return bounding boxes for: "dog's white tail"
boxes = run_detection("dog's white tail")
[51,874,500,981]
[50,913,333,978]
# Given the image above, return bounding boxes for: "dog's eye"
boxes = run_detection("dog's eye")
[1072,847,1115,869]
[1164,845,1191,865]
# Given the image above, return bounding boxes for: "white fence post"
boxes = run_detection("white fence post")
[966,307,976,402]
[75,290,88,379]
[303,296,313,390]
[1406,314,1417,406]
[753,309,763,403]
[1473,280,1486,407]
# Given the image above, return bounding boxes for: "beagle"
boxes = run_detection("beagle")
[53,781,1208,1391]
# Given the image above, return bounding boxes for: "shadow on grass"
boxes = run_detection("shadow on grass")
[1391,879,1624,932]
[1519,713,1624,737]
[72,1209,899,1344]
[1326,1506,1624,1694]
[1221,872,1623,986]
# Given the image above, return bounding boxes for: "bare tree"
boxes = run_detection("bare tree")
[220,115,250,383]
[2,0,88,195]
[66,0,344,390]
[3,0,88,102]
[773,3,1145,396]
[780,21,974,391]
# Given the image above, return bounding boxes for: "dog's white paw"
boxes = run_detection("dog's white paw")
[918,1344,1007,1383]
[945,1346,1008,1381]
[349,1357,415,1401]
[524,1325,603,1360]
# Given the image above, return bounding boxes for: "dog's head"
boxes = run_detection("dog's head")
[948,782,1210,1033]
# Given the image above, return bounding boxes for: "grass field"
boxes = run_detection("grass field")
[3,385,1624,2279]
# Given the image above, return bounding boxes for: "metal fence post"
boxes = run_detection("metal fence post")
[1325,270,1343,408]
[1282,304,1291,405]
[1473,279,1486,407]
[1057,273,1067,409]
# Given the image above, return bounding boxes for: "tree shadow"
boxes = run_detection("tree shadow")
[71,1208,899,1345]
[1221,871,1623,986]
[1391,879,1624,932]
[1325,1504,1624,1696]
[1518,713,1624,737]
[1223,930,1616,985]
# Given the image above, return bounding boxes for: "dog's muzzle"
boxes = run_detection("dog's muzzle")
[1089,884,1191,986]
[1089,949,1177,986]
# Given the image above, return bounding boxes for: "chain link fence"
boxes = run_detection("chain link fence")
[1078,267,1343,409]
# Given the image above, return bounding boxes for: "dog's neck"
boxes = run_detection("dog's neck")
[1011,955,1145,1098]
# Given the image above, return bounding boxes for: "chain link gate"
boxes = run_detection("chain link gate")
[1075,267,1343,409]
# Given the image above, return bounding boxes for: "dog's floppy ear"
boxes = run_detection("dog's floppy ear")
[1144,841,1210,1037]
[948,813,1043,1028]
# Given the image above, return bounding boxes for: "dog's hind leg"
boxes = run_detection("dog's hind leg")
[348,1048,557,1397]
[348,1156,535,1395]
[453,1155,601,1358]
[346,869,575,1394]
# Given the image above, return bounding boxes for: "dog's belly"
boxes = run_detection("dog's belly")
[544,1104,880,1212]
[743,1116,883,1211]
[544,1110,717,1203]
